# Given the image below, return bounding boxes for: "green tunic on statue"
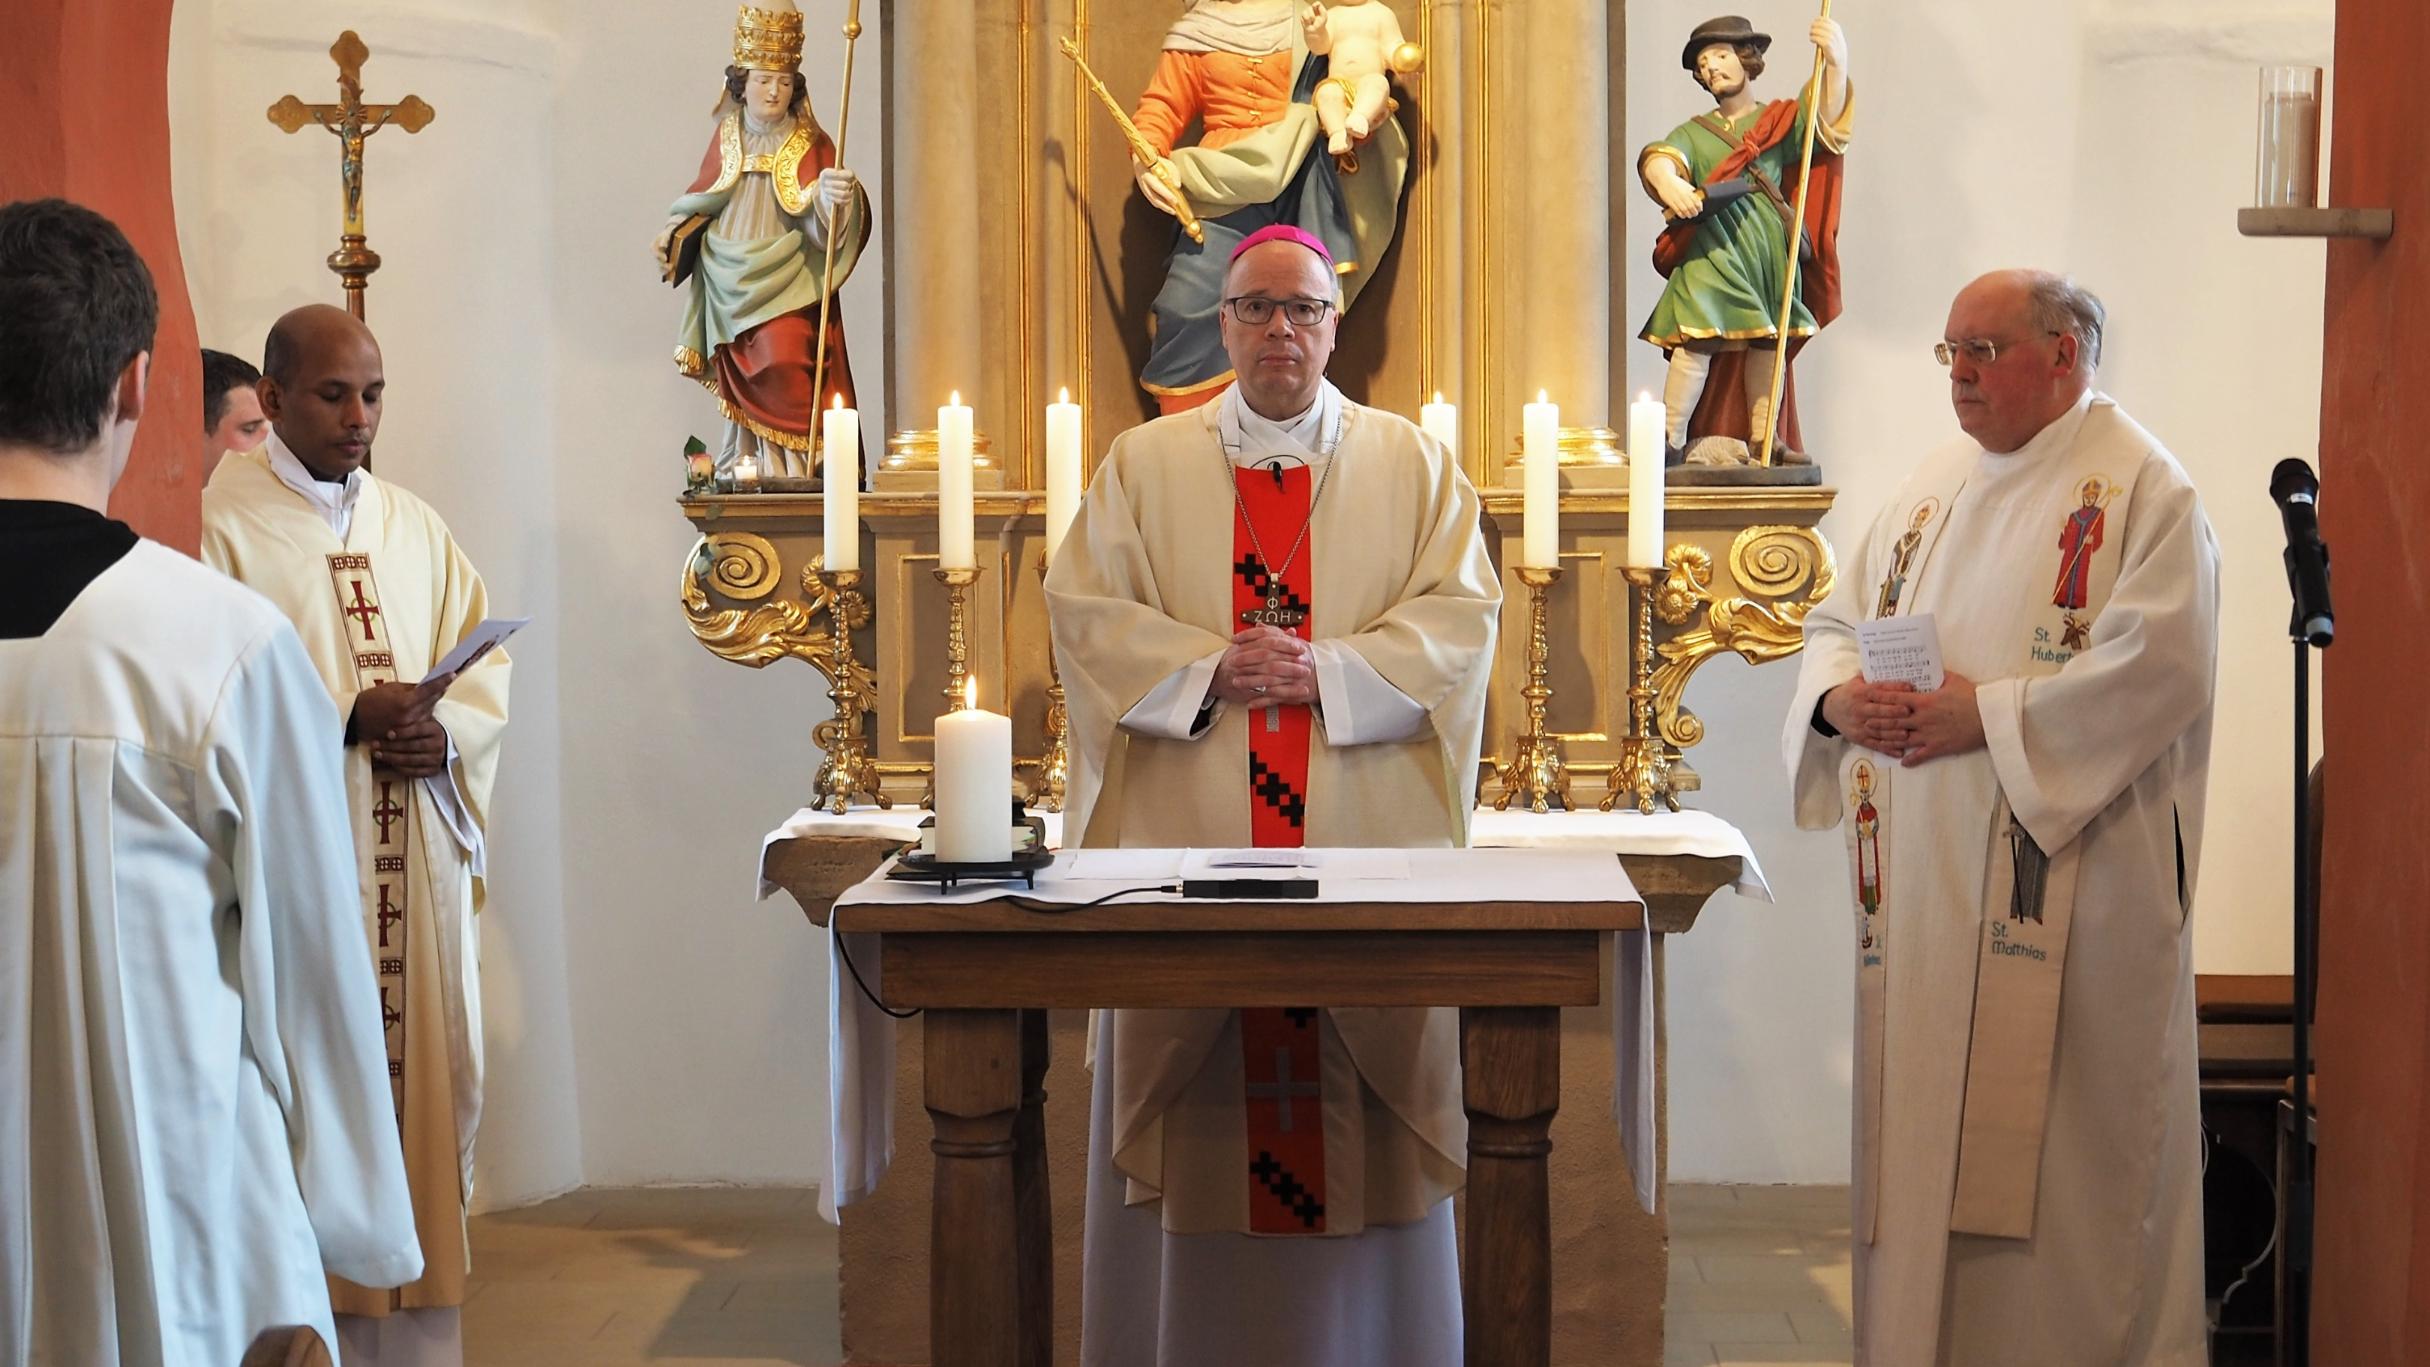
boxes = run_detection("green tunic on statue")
[1638,87,1851,350]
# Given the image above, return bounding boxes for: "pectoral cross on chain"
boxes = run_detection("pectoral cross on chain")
[267,31,434,321]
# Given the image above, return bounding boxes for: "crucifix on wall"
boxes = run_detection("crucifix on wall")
[266,30,434,320]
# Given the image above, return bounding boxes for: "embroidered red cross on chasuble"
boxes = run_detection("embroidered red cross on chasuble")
[1233,463,1327,1233]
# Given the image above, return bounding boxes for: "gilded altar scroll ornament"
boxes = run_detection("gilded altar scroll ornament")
[682,535,882,808]
[1650,525,1836,747]
[680,533,843,680]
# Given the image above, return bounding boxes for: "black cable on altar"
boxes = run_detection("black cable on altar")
[831,884,1182,1018]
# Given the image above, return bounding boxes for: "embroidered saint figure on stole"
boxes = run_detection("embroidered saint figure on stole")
[2053,476,2109,651]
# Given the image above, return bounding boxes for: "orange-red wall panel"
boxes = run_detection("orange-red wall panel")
[0,0,202,553]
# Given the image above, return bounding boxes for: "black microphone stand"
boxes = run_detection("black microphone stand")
[2278,488,2330,1367]
[2283,620,2316,1367]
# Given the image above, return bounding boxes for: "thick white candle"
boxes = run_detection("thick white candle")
[1045,387,1083,564]
[934,679,1012,862]
[822,396,860,573]
[938,392,976,569]
[733,452,761,492]
[1627,392,1666,569]
[1420,391,1458,457]
[1521,391,1559,570]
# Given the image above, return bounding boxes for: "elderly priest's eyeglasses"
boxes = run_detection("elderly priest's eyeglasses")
[1223,296,1336,327]
[1933,332,2060,367]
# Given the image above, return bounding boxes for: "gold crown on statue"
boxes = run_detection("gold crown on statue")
[733,2,806,72]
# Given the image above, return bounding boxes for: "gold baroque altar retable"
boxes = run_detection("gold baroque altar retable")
[672,0,1840,807]
[680,486,1836,809]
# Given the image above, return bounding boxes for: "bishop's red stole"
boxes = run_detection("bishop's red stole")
[1233,463,1327,1234]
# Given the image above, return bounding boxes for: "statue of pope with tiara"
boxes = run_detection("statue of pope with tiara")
[653,0,871,479]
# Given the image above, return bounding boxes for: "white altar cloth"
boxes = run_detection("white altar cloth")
[758,807,1772,1223]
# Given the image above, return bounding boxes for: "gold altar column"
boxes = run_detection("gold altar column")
[885,1,985,449]
[1509,0,1611,439]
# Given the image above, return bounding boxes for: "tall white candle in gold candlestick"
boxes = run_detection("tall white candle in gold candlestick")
[933,678,1013,862]
[938,392,976,569]
[822,395,860,573]
[1420,391,1457,457]
[1627,392,1666,569]
[1044,387,1083,564]
[1521,391,1560,570]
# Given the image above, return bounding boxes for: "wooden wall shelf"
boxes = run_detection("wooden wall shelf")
[2237,207,2394,239]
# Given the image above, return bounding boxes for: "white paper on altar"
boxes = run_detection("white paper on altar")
[1179,847,1413,881]
[1067,848,1184,881]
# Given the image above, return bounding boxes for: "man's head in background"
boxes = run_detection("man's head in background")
[202,348,267,475]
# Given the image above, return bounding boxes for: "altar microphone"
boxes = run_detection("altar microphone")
[2271,457,2334,647]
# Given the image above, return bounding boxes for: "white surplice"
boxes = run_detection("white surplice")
[0,542,421,1366]
[1784,393,2218,1365]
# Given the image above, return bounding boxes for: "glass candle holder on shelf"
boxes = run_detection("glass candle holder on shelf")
[2254,65,2322,209]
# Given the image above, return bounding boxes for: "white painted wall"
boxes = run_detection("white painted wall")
[1627,0,2330,1181]
[165,0,2327,1197]
[541,1,889,1189]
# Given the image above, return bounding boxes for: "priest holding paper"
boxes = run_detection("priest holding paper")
[1045,224,1499,1366]
[203,304,512,1365]
[1783,270,2217,1365]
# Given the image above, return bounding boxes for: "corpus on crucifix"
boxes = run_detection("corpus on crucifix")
[266,30,434,320]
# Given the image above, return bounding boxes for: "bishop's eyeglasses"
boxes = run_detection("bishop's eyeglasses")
[1933,331,2060,367]
[1223,296,1336,327]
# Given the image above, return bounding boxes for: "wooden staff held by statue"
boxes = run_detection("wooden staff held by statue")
[807,0,866,428]
[1758,0,1838,467]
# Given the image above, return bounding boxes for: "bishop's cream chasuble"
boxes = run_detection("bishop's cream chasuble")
[1785,393,2218,1366]
[1,542,423,1366]
[1046,391,1500,1365]
[203,449,510,1316]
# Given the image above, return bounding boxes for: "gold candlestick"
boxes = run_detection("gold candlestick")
[1493,564,1570,812]
[811,567,888,813]
[924,565,983,809]
[935,565,981,709]
[1603,565,1681,814]
[1031,553,1073,812]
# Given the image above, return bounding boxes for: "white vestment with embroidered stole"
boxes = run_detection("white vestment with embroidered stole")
[205,447,509,1323]
[1785,393,2218,1365]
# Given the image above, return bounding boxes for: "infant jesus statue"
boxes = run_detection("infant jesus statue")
[1304,0,1413,156]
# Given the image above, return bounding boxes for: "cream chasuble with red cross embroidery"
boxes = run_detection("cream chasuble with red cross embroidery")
[203,446,509,1317]
[1046,393,1500,1241]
